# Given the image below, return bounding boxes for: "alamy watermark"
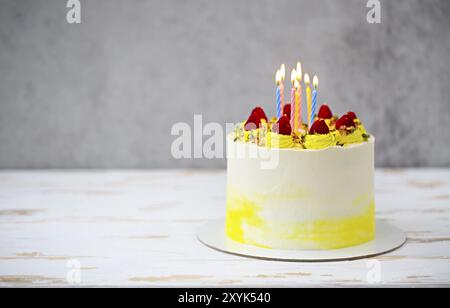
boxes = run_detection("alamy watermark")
[66,259,81,285]
[171,115,229,160]
[171,115,280,169]
[66,0,81,24]
[366,259,381,283]
[366,0,381,24]
[65,1,380,25]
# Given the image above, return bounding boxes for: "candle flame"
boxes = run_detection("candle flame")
[304,73,310,86]
[294,79,300,89]
[275,70,281,85]
[280,64,286,81]
[313,75,319,89]
[290,69,297,85]
[296,62,302,82]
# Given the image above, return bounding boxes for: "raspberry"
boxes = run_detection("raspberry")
[335,115,356,130]
[244,106,268,130]
[272,115,292,135]
[318,104,333,119]
[309,119,330,134]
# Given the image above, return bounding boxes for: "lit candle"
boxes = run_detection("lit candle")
[275,70,282,119]
[279,64,285,116]
[310,75,319,127]
[295,62,303,131]
[294,80,300,134]
[290,69,297,131]
[304,73,312,127]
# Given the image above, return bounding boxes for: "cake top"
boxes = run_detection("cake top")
[233,104,371,150]
[233,63,371,150]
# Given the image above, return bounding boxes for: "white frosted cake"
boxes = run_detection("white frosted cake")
[226,103,375,250]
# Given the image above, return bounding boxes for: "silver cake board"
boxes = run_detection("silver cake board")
[197,219,406,262]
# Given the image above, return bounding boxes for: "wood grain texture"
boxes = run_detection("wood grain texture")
[0,169,449,287]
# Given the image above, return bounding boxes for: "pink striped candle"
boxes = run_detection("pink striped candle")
[290,69,297,131]
[290,88,296,130]
[296,62,303,132]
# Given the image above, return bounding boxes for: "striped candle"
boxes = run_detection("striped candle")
[275,70,282,119]
[310,75,319,126]
[290,69,297,130]
[296,80,302,133]
[295,62,303,132]
[279,64,286,118]
[294,80,300,133]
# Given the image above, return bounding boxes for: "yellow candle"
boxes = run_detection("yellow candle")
[304,73,312,128]
[279,64,286,113]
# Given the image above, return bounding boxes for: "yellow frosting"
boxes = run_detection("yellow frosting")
[337,126,367,146]
[323,118,336,129]
[266,132,295,148]
[358,123,368,135]
[303,133,336,150]
[226,188,375,250]
[234,126,260,144]
[235,118,369,149]
[225,191,269,248]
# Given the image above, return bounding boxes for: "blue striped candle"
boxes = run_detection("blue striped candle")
[310,75,319,125]
[275,70,282,119]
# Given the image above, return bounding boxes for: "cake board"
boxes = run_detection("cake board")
[197,219,406,262]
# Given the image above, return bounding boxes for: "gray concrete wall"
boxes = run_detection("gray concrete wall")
[0,0,449,168]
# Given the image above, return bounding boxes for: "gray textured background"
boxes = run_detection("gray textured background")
[0,0,449,169]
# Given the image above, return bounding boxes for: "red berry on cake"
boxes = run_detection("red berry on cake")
[244,106,268,130]
[244,114,259,130]
[283,104,291,119]
[318,104,333,119]
[272,115,292,136]
[335,114,356,130]
[309,119,330,134]
[253,106,268,122]
[346,111,357,121]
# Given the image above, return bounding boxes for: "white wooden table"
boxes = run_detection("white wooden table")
[0,169,449,287]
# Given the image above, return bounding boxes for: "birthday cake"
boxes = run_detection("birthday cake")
[225,63,374,250]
